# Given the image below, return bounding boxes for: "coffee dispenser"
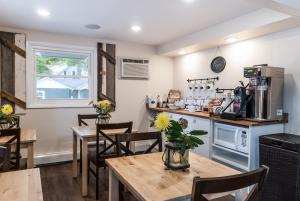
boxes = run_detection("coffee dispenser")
[244,66,284,121]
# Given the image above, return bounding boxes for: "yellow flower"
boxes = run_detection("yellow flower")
[1,104,13,115]
[154,113,171,131]
[97,100,111,108]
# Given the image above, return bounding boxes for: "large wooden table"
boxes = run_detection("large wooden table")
[106,152,242,201]
[72,126,137,196]
[0,168,43,201]
[0,128,36,168]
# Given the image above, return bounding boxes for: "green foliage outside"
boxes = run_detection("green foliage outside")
[36,56,88,75]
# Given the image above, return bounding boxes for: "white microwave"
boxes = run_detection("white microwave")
[213,123,249,154]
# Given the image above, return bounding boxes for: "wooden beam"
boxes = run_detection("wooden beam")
[0,37,26,58]
[106,44,116,105]
[0,90,26,109]
[99,49,116,65]
[97,43,103,101]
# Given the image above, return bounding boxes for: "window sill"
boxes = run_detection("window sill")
[27,103,93,109]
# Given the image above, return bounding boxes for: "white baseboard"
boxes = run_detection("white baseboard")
[35,151,78,165]
[34,143,152,165]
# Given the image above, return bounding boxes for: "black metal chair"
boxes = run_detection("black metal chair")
[88,121,133,200]
[78,114,105,173]
[191,165,269,201]
[0,128,21,170]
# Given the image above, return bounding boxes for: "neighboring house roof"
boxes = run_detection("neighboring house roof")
[53,78,88,90]
[36,77,88,90]
[37,77,70,89]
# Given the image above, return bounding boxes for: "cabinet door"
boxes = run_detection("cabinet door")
[192,136,210,158]
[188,117,210,158]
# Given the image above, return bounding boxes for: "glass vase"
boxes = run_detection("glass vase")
[163,142,190,170]
[95,114,111,124]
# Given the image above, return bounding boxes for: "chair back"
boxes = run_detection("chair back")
[0,146,9,171]
[0,128,21,170]
[78,114,98,126]
[116,132,162,156]
[191,165,269,201]
[95,122,133,159]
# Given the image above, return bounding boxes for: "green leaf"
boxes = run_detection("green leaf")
[190,130,208,136]
[190,136,204,145]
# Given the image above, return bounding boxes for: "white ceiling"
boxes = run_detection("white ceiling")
[0,0,261,45]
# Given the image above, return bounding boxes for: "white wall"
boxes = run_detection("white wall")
[0,26,173,163]
[174,26,300,135]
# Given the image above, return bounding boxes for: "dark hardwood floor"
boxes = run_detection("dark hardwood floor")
[40,162,233,201]
[40,162,109,201]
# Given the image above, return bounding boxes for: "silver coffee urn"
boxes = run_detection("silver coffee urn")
[244,66,284,121]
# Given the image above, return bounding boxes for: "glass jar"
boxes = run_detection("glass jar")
[95,114,111,124]
[163,142,190,170]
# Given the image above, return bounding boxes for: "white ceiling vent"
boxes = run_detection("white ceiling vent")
[120,58,149,80]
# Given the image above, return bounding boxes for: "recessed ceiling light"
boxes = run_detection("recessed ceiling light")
[225,36,238,43]
[179,50,186,55]
[85,24,101,30]
[183,0,195,3]
[131,25,141,32]
[37,9,50,17]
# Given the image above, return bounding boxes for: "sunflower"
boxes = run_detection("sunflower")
[1,104,13,115]
[97,100,111,107]
[154,113,171,131]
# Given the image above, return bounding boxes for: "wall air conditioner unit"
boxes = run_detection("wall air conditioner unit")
[120,58,149,80]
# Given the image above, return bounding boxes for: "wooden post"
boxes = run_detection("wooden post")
[106,44,116,105]
[97,43,103,101]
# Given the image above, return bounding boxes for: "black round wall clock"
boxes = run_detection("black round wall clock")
[211,56,226,73]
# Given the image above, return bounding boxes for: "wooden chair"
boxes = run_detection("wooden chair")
[191,165,269,201]
[0,146,9,171]
[0,128,21,170]
[77,114,104,173]
[116,131,163,156]
[115,131,163,201]
[88,121,133,200]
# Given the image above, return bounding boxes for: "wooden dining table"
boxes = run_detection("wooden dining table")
[106,152,244,201]
[72,125,137,196]
[0,128,36,168]
[0,168,43,201]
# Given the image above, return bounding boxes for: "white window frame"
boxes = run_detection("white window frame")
[26,41,97,108]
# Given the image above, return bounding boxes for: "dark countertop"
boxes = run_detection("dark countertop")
[148,107,288,127]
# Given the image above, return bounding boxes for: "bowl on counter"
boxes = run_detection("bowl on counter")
[167,104,179,110]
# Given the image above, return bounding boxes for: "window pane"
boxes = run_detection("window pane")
[35,50,89,100]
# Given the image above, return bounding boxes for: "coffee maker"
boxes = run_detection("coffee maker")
[244,66,284,121]
[220,81,250,120]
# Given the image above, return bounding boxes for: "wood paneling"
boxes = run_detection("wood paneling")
[97,43,103,101]
[0,31,15,106]
[106,44,116,105]
[97,42,116,106]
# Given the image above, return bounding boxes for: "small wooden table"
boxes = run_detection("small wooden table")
[0,168,43,201]
[72,126,137,196]
[0,129,36,168]
[106,152,242,201]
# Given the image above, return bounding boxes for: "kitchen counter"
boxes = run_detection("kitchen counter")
[148,107,288,127]
[149,107,210,119]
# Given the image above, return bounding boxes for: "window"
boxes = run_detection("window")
[27,42,96,108]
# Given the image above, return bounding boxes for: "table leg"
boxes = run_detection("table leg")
[130,141,136,153]
[109,167,119,201]
[235,188,247,201]
[72,132,78,178]
[82,139,88,196]
[27,142,34,168]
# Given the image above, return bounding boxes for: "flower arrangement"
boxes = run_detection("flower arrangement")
[153,113,207,153]
[0,104,17,128]
[89,100,113,116]
[152,113,207,170]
